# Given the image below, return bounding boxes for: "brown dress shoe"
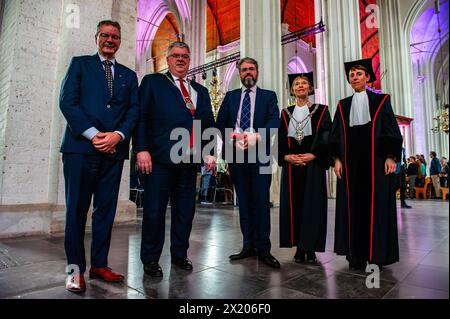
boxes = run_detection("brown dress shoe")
[89,267,125,282]
[66,274,86,293]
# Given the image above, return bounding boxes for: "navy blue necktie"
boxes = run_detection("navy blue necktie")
[240,89,251,131]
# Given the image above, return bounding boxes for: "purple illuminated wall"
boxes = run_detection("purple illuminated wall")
[410,0,449,155]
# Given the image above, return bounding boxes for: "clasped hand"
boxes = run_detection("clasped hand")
[232,132,260,150]
[92,132,121,154]
[284,153,316,166]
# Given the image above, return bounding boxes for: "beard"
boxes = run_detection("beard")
[241,75,257,88]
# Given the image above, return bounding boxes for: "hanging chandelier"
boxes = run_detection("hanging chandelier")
[432,104,449,134]
[208,70,224,120]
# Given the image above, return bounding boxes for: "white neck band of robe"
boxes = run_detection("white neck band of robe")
[288,105,312,139]
[349,91,371,127]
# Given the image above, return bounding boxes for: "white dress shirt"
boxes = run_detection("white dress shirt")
[235,85,257,132]
[288,105,312,139]
[170,73,198,108]
[350,90,371,127]
[98,53,116,78]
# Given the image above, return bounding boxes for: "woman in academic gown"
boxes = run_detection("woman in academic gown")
[278,72,332,263]
[330,58,403,270]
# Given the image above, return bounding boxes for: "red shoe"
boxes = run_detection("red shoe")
[89,267,124,282]
[66,274,86,293]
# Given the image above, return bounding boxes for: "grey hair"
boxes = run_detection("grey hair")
[96,20,121,37]
[167,41,191,55]
[237,57,259,71]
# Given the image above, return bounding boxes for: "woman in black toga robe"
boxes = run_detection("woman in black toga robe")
[330,58,402,270]
[278,72,332,263]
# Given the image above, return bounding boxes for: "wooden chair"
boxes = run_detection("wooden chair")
[213,173,234,204]
[414,177,432,199]
[441,187,449,200]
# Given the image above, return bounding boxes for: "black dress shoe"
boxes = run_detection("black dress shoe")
[305,251,317,263]
[258,253,281,268]
[294,248,306,263]
[229,248,257,261]
[401,203,412,208]
[171,257,193,270]
[143,262,163,277]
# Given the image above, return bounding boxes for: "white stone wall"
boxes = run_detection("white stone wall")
[0,0,138,238]
[0,0,63,204]
[0,0,20,204]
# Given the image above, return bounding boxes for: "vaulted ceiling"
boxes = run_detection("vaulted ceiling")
[150,0,317,70]
[205,0,316,52]
[206,0,240,52]
[280,0,316,47]
[152,13,180,71]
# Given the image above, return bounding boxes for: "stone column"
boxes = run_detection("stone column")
[434,57,449,157]
[378,0,414,118]
[240,0,283,205]
[240,0,283,98]
[314,0,327,106]
[184,0,206,71]
[323,0,362,108]
[0,0,137,238]
[317,0,362,197]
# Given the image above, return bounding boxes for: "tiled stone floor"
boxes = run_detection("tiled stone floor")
[0,199,448,299]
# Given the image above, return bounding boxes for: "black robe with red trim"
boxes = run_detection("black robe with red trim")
[278,104,332,251]
[330,90,402,265]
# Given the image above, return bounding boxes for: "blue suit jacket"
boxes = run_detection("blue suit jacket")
[133,72,215,164]
[216,87,280,162]
[59,54,139,159]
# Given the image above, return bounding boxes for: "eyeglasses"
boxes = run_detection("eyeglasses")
[98,33,121,41]
[170,53,190,60]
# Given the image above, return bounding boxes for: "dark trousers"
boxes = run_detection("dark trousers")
[140,162,197,264]
[228,163,272,253]
[62,153,124,274]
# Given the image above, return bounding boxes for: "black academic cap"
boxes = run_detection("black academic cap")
[344,58,376,83]
[288,72,314,96]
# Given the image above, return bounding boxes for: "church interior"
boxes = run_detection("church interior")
[0,0,448,300]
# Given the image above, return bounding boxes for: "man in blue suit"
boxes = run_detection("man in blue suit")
[59,20,139,292]
[133,42,216,277]
[216,57,281,268]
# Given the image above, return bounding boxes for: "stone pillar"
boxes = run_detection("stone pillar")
[317,0,361,197]
[0,0,137,238]
[323,0,362,108]
[434,57,450,157]
[240,0,283,205]
[240,0,283,98]
[378,0,413,117]
[314,0,327,106]
[184,0,206,71]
